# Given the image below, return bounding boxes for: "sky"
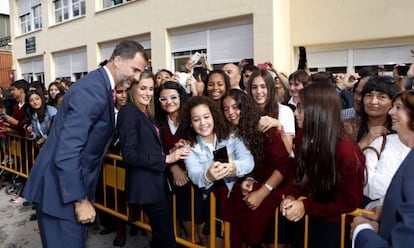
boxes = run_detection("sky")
[0,1,10,15]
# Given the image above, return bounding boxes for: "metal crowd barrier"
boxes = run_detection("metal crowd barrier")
[0,134,372,248]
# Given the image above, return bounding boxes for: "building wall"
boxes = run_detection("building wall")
[9,0,414,85]
[10,0,290,84]
[290,0,414,72]
[290,0,414,46]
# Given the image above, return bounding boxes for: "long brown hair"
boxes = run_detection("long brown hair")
[296,82,342,202]
[247,69,279,118]
[222,89,263,160]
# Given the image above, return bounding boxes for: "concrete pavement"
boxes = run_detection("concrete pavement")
[0,180,150,248]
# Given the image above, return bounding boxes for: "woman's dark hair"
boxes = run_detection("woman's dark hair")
[247,69,279,118]
[392,90,414,131]
[310,71,335,85]
[47,81,65,106]
[288,69,310,87]
[154,69,173,83]
[222,89,263,160]
[193,67,209,84]
[26,90,48,123]
[357,76,400,142]
[296,82,342,202]
[155,81,189,123]
[204,69,231,98]
[180,96,230,146]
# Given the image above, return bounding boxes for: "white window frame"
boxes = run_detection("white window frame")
[19,3,42,34]
[102,0,133,9]
[32,5,42,29]
[53,0,85,24]
[20,13,31,34]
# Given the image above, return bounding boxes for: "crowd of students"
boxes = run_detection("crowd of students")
[1,48,414,247]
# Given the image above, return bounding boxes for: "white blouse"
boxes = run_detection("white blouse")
[364,134,411,207]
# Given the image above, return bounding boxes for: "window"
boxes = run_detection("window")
[102,0,134,9]
[54,48,88,81]
[20,14,31,34]
[53,0,85,24]
[20,57,44,83]
[18,1,42,34]
[170,23,253,71]
[172,50,207,72]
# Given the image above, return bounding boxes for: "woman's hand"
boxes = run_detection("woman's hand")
[166,146,191,164]
[170,165,189,187]
[206,161,229,181]
[200,53,213,71]
[241,178,255,196]
[359,125,388,149]
[258,115,281,133]
[282,199,305,222]
[243,187,268,210]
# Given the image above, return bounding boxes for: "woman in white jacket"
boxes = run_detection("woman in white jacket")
[363,90,414,210]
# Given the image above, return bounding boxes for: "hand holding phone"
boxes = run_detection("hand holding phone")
[189,52,202,64]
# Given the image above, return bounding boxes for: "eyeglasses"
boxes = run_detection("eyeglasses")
[159,95,179,103]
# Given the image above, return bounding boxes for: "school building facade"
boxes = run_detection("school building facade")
[8,0,414,85]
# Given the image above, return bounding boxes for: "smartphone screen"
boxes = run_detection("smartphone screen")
[213,146,228,163]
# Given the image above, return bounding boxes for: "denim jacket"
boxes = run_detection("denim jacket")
[29,105,57,140]
[184,133,254,197]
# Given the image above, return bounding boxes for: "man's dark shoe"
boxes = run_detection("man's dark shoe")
[99,228,115,235]
[29,213,37,221]
[113,236,126,247]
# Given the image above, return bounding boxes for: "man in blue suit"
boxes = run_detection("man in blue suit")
[351,148,414,248]
[22,40,148,248]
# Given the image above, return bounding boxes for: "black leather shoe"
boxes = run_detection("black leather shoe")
[129,226,139,236]
[99,228,115,235]
[29,213,37,221]
[113,236,126,247]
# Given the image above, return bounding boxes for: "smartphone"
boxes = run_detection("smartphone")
[397,65,410,76]
[213,146,229,163]
[189,52,202,64]
[257,63,268,70]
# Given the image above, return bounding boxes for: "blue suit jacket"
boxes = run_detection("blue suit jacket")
[355,148,414,247]
[117,103,169,204]
[22,67,115,221]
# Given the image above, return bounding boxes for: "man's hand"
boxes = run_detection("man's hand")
[74,198,96,224]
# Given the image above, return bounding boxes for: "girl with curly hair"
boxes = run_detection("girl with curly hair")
[181,96,254,247]
[222,89,294,247]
